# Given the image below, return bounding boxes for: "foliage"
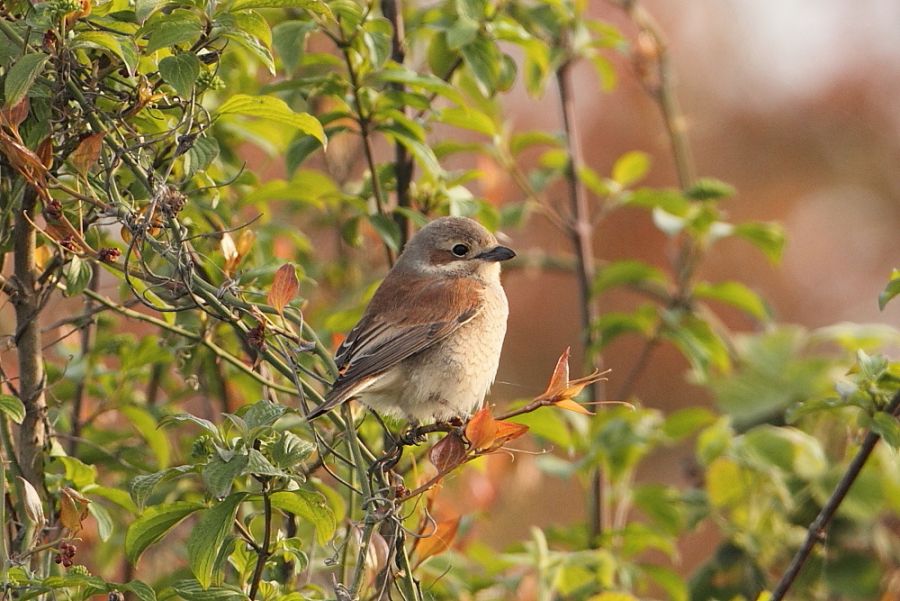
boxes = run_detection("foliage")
[0,0,898,601]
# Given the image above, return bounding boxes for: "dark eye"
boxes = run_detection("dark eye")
[451,243,469,257]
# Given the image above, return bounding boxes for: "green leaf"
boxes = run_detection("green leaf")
[460,36,500,96]
[230,0,330,12]
[57,456,97,488]
[612,151,651,187]
[375,68,466,107]
[367,213,402,253]
[159,413,219,436]
[694,280,769,320]
[216,94,325,146]
[242,400,286,429]
[871,411,900,449]
[125,501,205,564]
[202,453,249,499]
[734,221,785,263]
[121,405,171,469]
[89,502,114,541]
[71,32,139,75]
[135,0,165,22]
[437,106,496,137]
[662,407,716,440]
[742,425,827,479]
[185,137,219,178]
[187,493,247,588]
[4,52,48,108]
[0,394,25,424]
[129,465,195,511]
[661,311,731,378]
[594,260,668,295]
[878,268,900,311]
[122,580,157,601]
[272,21,315,74]
[170,580,247,601]
[243,449,283,477]
[594,304,658,349]
[270,489,336,545]
[143,17,203,54]
[377,122,443,176]
[63,256,93,297]
[159,54,200,98]
[685,177,735,201]
[270,431,314,469]
[222,29,275,75]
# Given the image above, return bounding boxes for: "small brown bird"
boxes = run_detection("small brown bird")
[307,216,515,423]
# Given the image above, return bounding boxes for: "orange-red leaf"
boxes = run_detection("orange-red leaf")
[536,346,571,402]
[59,487,90,533]
[465,407,498,452]
[70,132,105,175]
[268,263,299,314]
[414,516,460,566]
[429,432,467,473]
[554,398,594,415]
[493,420,529,445]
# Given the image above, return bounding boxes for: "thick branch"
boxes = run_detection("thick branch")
[12,187,49,496]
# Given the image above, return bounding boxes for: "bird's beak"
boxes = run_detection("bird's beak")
[476,245,516,262]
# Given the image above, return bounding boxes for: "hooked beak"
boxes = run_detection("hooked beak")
[476,245,516,262]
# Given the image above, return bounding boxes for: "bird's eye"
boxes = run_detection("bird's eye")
[451,243,469,257]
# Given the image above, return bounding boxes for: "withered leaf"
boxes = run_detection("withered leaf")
[17,476,45,526]
[535,347,606,414]
[429,432,467,473]
[59,487,90,533]
[70,132,105,175]
[413,516,460,567]
[268,263,299,314]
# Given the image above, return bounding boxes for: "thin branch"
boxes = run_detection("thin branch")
[770,391,900,600]
[556,51,606,546]
[69,265,100,455]
[248,484,273,600]
[382,0,415,248]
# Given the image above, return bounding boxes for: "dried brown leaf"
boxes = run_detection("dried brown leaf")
[59,487,90,533]
[268,263,299,314]
[70,132,105,175]
[413,516,460,567]
[429,432,467,473]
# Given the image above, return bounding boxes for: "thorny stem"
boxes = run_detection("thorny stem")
[770,391,900,600]
[556,54,606,546]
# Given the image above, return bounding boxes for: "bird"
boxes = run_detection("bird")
[306,216,515,424]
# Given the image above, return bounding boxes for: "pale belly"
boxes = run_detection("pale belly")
[357,286,508,422]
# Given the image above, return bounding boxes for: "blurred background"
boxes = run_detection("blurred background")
[443,0,900,569]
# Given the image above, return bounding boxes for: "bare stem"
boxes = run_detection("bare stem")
[556,56,605,545]
[69,264,100,455]
[770,391,900,600]
[248,484,273,600]
[382,0,415,248]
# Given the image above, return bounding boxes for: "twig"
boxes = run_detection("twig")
[248,483,273,600]
[69,265,100,455]
[770,391,900,600]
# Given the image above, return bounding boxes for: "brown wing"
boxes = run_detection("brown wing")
[306,274,483,419]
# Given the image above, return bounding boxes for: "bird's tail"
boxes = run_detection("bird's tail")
[305,386,351,420]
